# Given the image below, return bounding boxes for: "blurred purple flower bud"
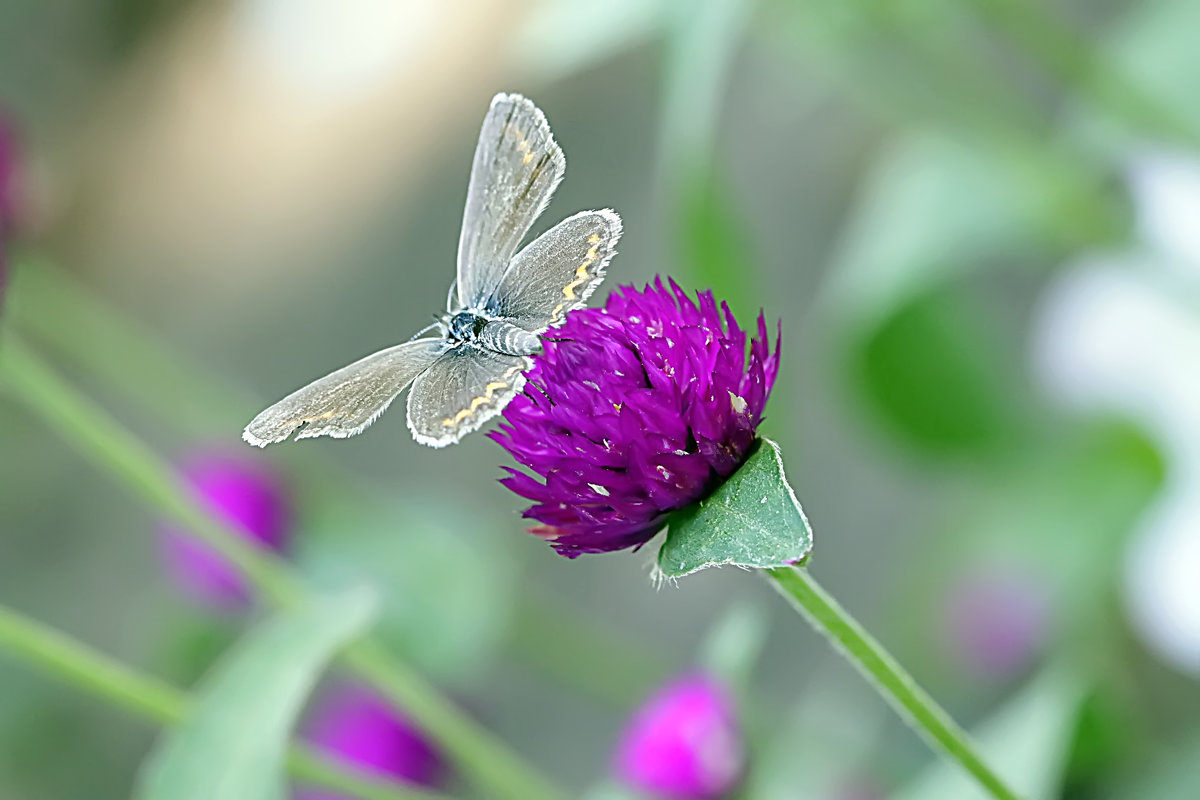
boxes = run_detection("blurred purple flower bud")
[944,566,1049,679]
[492,279,780,557]
[300,682,445,797]
[614,673,745,800]
[158,449,290,609]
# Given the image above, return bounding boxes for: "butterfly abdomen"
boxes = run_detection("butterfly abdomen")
[479,320,542,356]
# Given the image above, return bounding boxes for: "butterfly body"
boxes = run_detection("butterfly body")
[242,93,621,449]
[444,311,542,357]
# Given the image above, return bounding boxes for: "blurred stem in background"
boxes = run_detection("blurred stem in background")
[0,336,564,800]
[768,567,1023,800]
[659,0,760,320]
[970,0,1200,146]
[0,604,440,800]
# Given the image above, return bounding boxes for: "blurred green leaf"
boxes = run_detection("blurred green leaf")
[894,666,1087,800]
[298,498,515,684]
[826,135,1029,320]
[1105,0,1200,140]
[657,438,812,579]
[1062,690,1141,793]
[849,281,1026,454]
[746,665,887,799]
[1107,729,1200,800]
[697,600,769,690]
[822,133,1125,355]
[134,589,377,800]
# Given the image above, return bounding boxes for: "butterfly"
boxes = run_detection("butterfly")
[242,92,621,449]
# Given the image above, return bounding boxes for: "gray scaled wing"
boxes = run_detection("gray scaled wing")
[488,209,621,332]
[243,338,448,446]
[456,93,565,311]
[406,345,530,448]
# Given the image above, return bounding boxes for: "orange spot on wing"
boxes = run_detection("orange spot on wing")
[440,366,524,427]
[549,238,607,322]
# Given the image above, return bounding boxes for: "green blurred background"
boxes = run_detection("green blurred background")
[2,0,1200,797]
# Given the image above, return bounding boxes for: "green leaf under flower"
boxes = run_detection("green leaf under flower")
[656,438,812,579]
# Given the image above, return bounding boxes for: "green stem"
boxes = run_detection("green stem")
[0,338,563,800]
[767,566,1022,800]
[0,604,440,800]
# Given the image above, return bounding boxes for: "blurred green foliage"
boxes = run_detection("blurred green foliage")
[3,0,1200,797]
[850,281,1026,455]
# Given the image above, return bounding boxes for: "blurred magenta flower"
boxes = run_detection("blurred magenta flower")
[614,673,744,800]
[300,682,444,797]
[492,279,780,556]
[944,566,1049,679]
[158,449,290,609]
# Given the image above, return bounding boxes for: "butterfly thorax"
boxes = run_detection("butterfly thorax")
[446,310,542,357]
[447,311,488,342]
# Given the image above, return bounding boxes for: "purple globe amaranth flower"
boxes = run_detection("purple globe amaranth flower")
[300,682,445,798]
[614,673,745,800]
[491,279,780,557]
[944,566,1050,680]
[158,448,291,609]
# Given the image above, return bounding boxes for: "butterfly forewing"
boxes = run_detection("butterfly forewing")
[487,209,621,332]
[456,93,565,310]
[242,338,448,446]
[406,346,530,448]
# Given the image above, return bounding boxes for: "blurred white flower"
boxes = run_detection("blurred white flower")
[1032,149,1200,677]
[233,0,435,101]
[1128,149,1200,278]
[1125,470,1200,670]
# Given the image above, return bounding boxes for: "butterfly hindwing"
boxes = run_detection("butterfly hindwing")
[486,209,621,333]
[406,345,530,448]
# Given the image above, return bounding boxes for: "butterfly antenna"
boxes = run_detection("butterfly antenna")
[445,279,458,313]
[407,320,442,341]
